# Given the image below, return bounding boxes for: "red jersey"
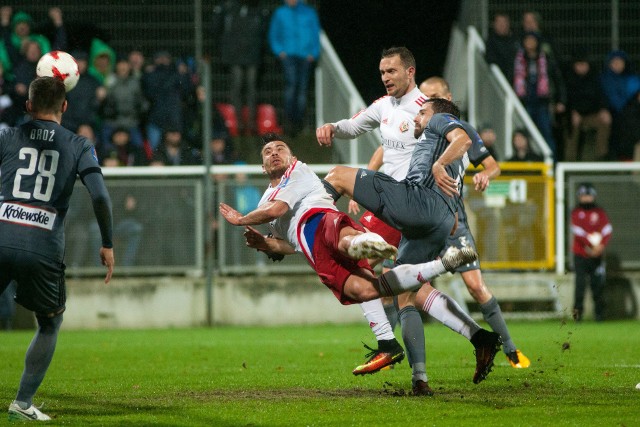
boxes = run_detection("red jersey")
[570,205,612,257]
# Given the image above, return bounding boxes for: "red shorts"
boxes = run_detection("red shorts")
[359,210,401,247]
[302,210,373,305]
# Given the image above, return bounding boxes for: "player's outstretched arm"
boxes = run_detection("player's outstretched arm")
[219,200,289,226]
[244,226,295,255]
[100,247,114,284]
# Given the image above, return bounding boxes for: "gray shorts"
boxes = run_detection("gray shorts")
[0,247,66,317]
[442,219,480,273]
[352,169,455,265]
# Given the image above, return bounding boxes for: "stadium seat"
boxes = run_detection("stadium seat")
[256,104,282,136]
[216,103,239,137]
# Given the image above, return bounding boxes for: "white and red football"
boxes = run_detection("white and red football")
[36,51,80,92]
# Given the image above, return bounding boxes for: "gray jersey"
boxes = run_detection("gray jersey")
[0,119,112,262]
[456,120,490,225]
[443,120,491,272]
[405,113,469,215]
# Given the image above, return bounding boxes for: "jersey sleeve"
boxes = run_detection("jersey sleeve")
[333,102,382,138]
[77,140,103,182]
[462,121,491,167]
[83,172,113,248]
[428,114,464,142]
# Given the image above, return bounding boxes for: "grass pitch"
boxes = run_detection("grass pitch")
[0,320,638,426]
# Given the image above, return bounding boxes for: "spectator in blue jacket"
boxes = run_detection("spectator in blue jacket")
[600,50,640,159]
[268,0,320,137]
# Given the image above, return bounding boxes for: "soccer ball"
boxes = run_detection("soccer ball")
[36,51,80,92]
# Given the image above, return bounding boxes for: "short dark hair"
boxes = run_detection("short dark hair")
[28,77,66,114]
[424,98,460,118]
[261,132,285,145]
[381,46,416,70]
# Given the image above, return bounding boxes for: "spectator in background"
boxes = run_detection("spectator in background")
[36,7,69,52]
[143,50,190,150]
[570,183,612,322]
[484,12,519,83]
[87,37,116,87]
[0,59,13,128]
[210,130,237,165]
[62,50,105,132]
[213,0,270,136]
[520,10,556,59]
[103,128,149,167]
[618,90,640,161]
[5,39,40,126]
[151,128,202,166]
[0,8,51,73]
[100,57,147,149]
[600,50,640,160]
[513,31,565,161]
[268,0,320,137]
[564,48,611,161]
[508,129,543,162]
[127,49,147,78]
[478,125,500,160]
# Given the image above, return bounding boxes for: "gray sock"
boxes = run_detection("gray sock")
[398,306,426,381]
[383,301,398,331]
[480,296,516,353]
[16,314,63,406]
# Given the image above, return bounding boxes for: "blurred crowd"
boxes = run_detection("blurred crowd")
[0,1,322,169]
[485,9,640,163]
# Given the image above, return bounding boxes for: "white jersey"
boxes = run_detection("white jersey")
[259,160,336,252]
[332,86,427,180]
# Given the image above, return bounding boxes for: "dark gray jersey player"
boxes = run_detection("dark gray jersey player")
[0,122,112,264]
[440,120,491,272]
[0,77,114,421]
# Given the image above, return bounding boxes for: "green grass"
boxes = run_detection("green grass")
[0,320,638,426]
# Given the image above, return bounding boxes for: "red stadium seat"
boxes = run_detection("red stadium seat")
[216,103,239,137]
[256,104,283,136]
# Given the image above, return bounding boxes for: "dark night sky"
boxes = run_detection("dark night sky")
[318,0,461,104]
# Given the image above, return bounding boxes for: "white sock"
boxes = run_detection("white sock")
[359,299,395,341]
[422,290,480,340]
[377,260,446,296]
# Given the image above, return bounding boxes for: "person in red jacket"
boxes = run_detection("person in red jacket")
[570,183,612,321]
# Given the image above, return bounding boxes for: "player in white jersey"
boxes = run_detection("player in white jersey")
[317,47,437,392]
[219,133,503,384]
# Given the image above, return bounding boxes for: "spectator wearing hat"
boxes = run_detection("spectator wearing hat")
[564,48,612,161]
[570,183,612,321]
[0,7,51,72]
[600,50,640,160]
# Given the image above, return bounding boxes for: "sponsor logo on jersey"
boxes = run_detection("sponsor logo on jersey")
[0,202,56,230]
[381,138,407,150]
[399,121,410,133]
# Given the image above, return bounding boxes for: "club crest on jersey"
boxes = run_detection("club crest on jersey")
[382,118,388,125]
[399,121,410,133]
